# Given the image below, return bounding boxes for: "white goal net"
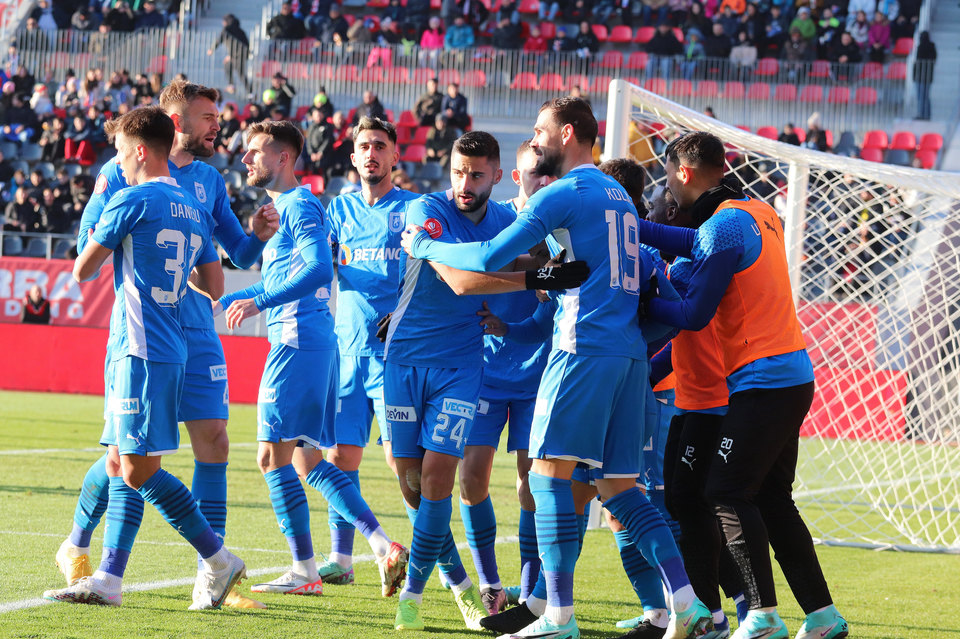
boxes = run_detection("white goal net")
[604,80,960,552]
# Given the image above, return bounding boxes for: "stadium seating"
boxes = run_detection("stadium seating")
[774,84,797,101]
[608,25,633,44]
[723,82,745,99]
[854,87,878,106]
[598,50,622,69]
[693,80,718,98]
[918,133,943,153]
[511,72,538,90]
[539,73,565,91]
[625,51,648,70]
[400,144,427,163]
[799,85,824,102]
[2,235,22,256]
[747,82,771,100]
[890,131,917,151]
[634,26,655,44]
[914,149,937,169]
[301,175,325,195]
[862,130,889,150]
[756,126,778,140]
[755,58,779,77]
[892,37,913,56]
[860,147,884,163]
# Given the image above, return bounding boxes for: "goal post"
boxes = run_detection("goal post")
[605,79,960,552]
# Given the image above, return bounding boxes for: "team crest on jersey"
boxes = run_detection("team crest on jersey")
[339,245,353,266]
[389,211,404,233]
[194,182,207,203]
[424,218,443,239]
[94,174,107,194]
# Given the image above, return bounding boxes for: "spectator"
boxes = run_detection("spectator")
[568,84,591,108]
[804,112,829,152]
[684,2,710,34]
[208,14,251,94]
[703,21,732,58]
[778,122,800,145]
[64,113,95,164]
[3,93,39,144]
[419,15,444,50]
[717,0,744,14]
[495,0,520,24]
[729,29,757,68]
[79,69,103,109]
[30,0,58,32]
[55,76,79,109]
[4,187,40,232]
[297,0,334,38]
[0,149,13,186]
[346,16,373,43]
[267,2,307,42]
[846,0,877,30]
[573,20,599,58]
[39,187,70,233]
[717,5,740,39]
[377,17,403,45]
[414,77,442,126]
[737,2,762,42]
[29,83,53,118]
[849,11,870,48]
[20,286,50,325]
[103,71,130,110]
[440,82,469,131]
[103,1,136,32]
[641,0,670,26]
[340,169,361,194]
[312,87,334,120]
[454,0,489,27]
[491,17,522,50]
[351,90,385,125]
[889,14,913,41]
[647,19,683,55]
[831,31,862,63]
[215,103,241,156]
[226,182,256,228]
[782,28,812,65]
[759,5,786,57]
[68,173,94,213]
[135,1,166,29]
[304,106,334,173]
[71,6,95,31]
[425,114,458,169]
[270,72,296,116]
[789,6,816,43]
[391,167,419,192]
[564,0,591,28]
[681,28,706,79]
[913,31,935,120]
[444,15,474,50]
[867,11,890,62]
[550,26,577,53]
[319,5,349,42]
[524,24,549,53]
[11,65,36,96]
[27,169,47,200]
[592,0,618,24]
[16,17,51,51]
[383,0,406,24]
[405,0,432,35]
[817,7,841,55]
[325,110,353,176]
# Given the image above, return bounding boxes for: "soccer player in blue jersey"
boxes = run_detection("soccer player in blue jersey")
[401,98,712,639]
[387,131,589,632]
[319,117,421,589]
[634,132,846,639]
[55,81,276,610]
[215,120,409,598]
[459,139,555,615]
[43,107,245,610]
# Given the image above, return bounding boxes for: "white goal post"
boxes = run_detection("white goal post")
[604,79,960,552]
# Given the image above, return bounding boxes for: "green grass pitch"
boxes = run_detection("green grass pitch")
[0,390,958,638]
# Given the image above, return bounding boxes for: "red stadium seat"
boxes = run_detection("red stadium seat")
[915,149,937,169]
[511,72,539,90]
[539,73,565,91]
[644,77,667,94]
[668,79,692,97]
[625,51,648,70]
[384,109,395,123]
[259,60,283,79]
[146,55,167,74]
[747,82,771,99]
[634,26,655,44]
[347,107,357,123]
[412,126,431,144]
[886,61,907,80]
[918,133,943,153]
[597,119,606,137]
[344,13,356,25]
[892,37,913,56]
[592,24,608,41]
[673,28,684,43]
[808,59,831,78]
[396,126,412,144]
[398,110,417,128]
[756,126,778,140]
[359,67,384,83]
[400,144,427,163]
[301,175,325,195]
[295,105,311,121]
[565,74,589,92]
[824,129,834,148]
[362,14,381,31]
[890,131,917,151]
[311,63,334,81]
[592,75,613,94]
[463,69,487,87]
[799,85,824,102]
[367,0,389,7]
[336,65,359,82]
[430,0,441,8]
[438,69,461,86]
[827,86,850,103]
[538,21,556,39]
[694,80,718,98]
[859,147,883,163]
[413,68,436,85]
[755,58,779,77]
[854,86,878,105]
[598,50,623,69]
[774,84,797,101]
[735,125,752,133]
[385,67,411,84]
[518,0,539,13]
[608,25,633,44]
[723,81,745,99]
[862,130,888,150]
[795,128,806,143]
[859,62,883,80]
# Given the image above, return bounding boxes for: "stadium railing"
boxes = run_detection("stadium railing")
[0,231,76,260]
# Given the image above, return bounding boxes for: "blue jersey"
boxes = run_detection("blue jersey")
[410,165,654,360]
[92,177,218,364]
[328,187,420,357]
[385,190,516,369]
[80,158,266,331]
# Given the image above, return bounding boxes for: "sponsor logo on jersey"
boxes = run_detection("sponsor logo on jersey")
[339,245,353,265]
[259,387,277,403]
[441,398,476,419]
[113,398,140,415]
[389,211,404,233]
[94,174,108,194]
[339,245,403,265]
[209,365,228,381]
[194,181,207,203]
[385,405,417,422]
[424,218,443,239]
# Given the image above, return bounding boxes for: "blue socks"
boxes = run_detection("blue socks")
[404,495,452,596]
[98,476,144,579]
[192,461,228,570]
[530,472,577,623]
[404,500,468,589]
[265,465,313,561]
[70,453,110,548]
[327,469,359,559]
[614,528,667,610]
[461,495,500,589]
[138,469,222,560]
[305,460,380,540]
[518,508,539,601]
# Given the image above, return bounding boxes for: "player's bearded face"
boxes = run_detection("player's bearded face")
[178,97,219,158]
[450,151,500,213]
[242,134,277,188]
[352,130,396,186]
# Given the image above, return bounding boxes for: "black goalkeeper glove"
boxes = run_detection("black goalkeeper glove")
[375,312,392,342]
[524,249,589,291]
[637,275,659,323]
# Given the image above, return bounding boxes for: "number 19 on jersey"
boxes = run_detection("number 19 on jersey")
[605,209,642,294]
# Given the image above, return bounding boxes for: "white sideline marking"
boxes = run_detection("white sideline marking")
[1,536,519,614]
[794,470,960,499]
[0,442,259,456]
[0,531,292,555]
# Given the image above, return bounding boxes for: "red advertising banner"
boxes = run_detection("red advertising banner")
[0,257,115,328]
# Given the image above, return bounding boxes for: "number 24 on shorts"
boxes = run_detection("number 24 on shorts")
[432,413,466,449]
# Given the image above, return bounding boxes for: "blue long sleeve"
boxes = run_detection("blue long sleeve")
[649,342,674,386]
[641,267,681,345]
[253,240,332,310]
[219,281,264,310]
[636,219,697,259]
[212,200,267,269]
[410,219,542,272]
[505,301,554,345]
[648,248,740,331]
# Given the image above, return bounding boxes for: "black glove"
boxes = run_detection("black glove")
[637,275,659,323]
[375,312,392,342]
[525,260,590,291]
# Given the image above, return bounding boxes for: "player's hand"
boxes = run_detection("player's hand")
[375,312,392,342]
[251,202,279,241]
[524,250,589,291]
[477,301,507,337]
[225,298,261,329]
[400,224,425,256]
[637,274,659,323]
[211,300,224,317]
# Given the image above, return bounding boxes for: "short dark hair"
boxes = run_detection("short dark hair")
[664,131,725,170]
[453,131,500,164]
[103,105,175,157]
[353,116,397,144]
[598,158,646,211]
[247,119,305,156]
[539,97,598,147]
[158,80,220,116]
[516,138,534,161]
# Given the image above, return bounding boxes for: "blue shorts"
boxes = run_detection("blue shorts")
[100,356,184,457]
[383,362,482,459]
[335,354,386,447]
[178,328,229,423]
[258,344,338,448]
[529,350,647,478]
[469,384,536,453]
[642,387,677,491]
[102,353,114,423]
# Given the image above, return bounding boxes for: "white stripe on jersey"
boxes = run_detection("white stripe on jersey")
[276,246,304,349]
[383,254,422,358]
[551,228,579,354]
[121,235,148,359]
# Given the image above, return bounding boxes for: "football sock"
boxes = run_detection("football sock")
[576,512,588,556]
[404,501,468,586]
[518,507,540,601]
[530,472,576,625]
[401,495,451,602]
[192,461,227,570]
[95,476,144,584]
[70,453,110,550]
[327,469,359,567]
[137,469,222,560]
[461,495,500,589]
[264,465,313,571]
[305,460,390,558]
[613,528,667,610]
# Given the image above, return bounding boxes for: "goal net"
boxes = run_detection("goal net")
[604,79,960,552]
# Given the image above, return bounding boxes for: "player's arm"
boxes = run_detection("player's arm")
[73,239,114,283]
[405,217,543,272]
[428,261,526,295]
[75,191,138,282]
[188,240,225,301]
[212,179,278,268]
[646,247,740,331]
[640,266,681,346]
[77,164,124,254]
[635,218,697,259]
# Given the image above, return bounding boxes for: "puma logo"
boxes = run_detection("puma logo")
[764,220,780,239]
[718,449,732,463]
[682,456,695,471]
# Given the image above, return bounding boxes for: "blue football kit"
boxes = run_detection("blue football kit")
[327,187,420,447]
